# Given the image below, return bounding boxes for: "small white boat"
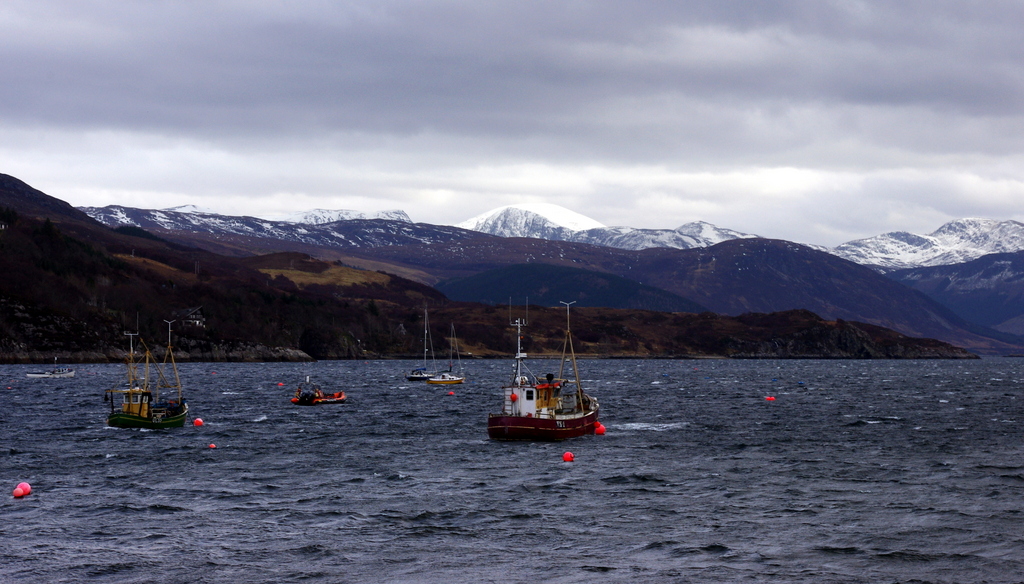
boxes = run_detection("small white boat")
[26,359,75,378]
[427,372,464,385]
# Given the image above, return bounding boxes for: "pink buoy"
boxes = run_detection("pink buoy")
[16,482,31,496]
[193,418,204,427]
[13,487,24,498]
[562,451,574,462]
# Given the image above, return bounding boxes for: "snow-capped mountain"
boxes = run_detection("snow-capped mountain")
[829,219,1024,270]
[79,205,479,250]
[456,203,606,240]
[278,208,411,224]
[457,204,758,250]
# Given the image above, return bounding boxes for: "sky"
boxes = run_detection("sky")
[3,1,1024,247]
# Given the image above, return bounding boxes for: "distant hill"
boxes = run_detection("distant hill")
[436,263,707,313]
[424,305,975,359]
[887,251,1024,335]
[340,237,1024,353]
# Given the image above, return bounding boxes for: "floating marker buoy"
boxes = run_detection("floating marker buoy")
[193,418,204,427]
[209,444,216,449]
[562,452,574,462]
[447,391,455,396]
[765,396,776,401]
[277,382,284,386]
[211,371,217,375]
[13,487,24,497]
[595,424,606,435]
[509,393,518,402]
[13,482,31,497]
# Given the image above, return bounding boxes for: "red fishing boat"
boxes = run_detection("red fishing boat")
[487,302,599,441]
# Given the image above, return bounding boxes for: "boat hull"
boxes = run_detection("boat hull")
[107,404,189,429]
[427,376,464,385]
[487,408,599,441]
[291,394,347,405]
[27,371,75,378]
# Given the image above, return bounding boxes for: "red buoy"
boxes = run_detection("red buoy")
[17,482,31,496]
[193,418,204,427]
[209,444,216,449]
[595,424,606,435]
[765,396,776,401]
[277,382,285,386]
[509,393,518,402]
[562,451,574,462]
[447,391,455,396]
[13,487,25,498]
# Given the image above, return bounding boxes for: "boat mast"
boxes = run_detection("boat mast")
[448,323,461,373]
[124,330,139,388]
[508,297,530,387]
[511,317,527,386]
[164,320,183,402]
[558,301,584,410]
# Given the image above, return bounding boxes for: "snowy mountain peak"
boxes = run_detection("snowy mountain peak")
[277,208,412,224]
[831,218,1024,270]
[675,221,758,246]
[456,205,757,251]
[456,204,605,236]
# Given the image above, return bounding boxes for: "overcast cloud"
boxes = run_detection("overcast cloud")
[2,1,1024,246]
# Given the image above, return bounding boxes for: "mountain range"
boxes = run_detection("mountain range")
[3,172,1023,354]
[2,172,980,361]
[83,201,1024,273]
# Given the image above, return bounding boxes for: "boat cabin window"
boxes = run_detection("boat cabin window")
[142,395,149,403]
[525,389,535,401]
[123,394,130,403]
[132,394,140,404]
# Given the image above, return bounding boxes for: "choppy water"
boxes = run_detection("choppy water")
[2,358,1024,583]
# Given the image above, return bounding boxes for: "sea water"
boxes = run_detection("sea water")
[2,358,1023,583]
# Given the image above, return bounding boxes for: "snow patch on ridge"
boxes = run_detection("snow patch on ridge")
[277,208,412,224]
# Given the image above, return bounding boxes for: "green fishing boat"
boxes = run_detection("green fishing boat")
[105,329,188,429]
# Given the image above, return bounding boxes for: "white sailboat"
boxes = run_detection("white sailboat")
[406,308,438,381]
